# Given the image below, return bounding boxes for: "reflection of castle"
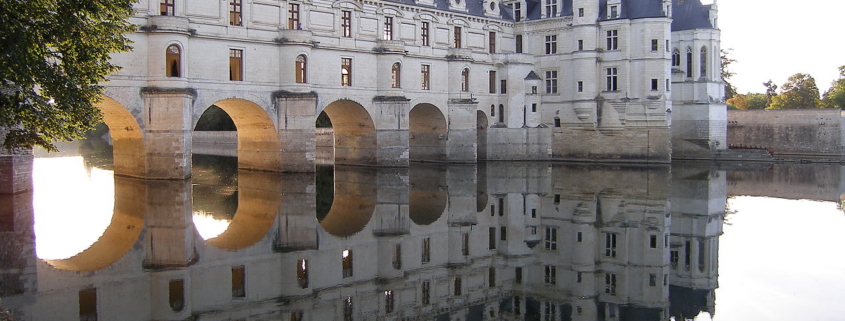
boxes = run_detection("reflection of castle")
[0,162,724,320]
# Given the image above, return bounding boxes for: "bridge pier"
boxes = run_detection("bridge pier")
[447,100,479,162]
[274,173,318,252]
[142,89,195,180]
[275,92,317,172]
[144,180,196,268]
[373,97,411,167]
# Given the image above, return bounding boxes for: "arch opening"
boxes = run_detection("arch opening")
[201,169,282,249]
[96,95,145,178]
[409,103,447,162]
[320,100,377,166]
[318,165,377,237]
[194,99,281,172]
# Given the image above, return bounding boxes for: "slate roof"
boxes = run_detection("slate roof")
[598,0,667,21]
[671,0,715,31]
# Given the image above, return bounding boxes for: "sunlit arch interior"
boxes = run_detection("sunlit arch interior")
[409,103,448,162]
[96,95,145,178]
[318,166,377,237]
[198,99,281,172]
[320,100,377,166]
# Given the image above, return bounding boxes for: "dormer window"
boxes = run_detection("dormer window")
[609,5,618,19]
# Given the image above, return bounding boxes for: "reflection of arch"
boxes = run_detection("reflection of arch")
[319,166,376,237]
[96,95,145,178]
[205,170,283,249]
[476,162,489,212]
[201,99,281,172]
[410,103,447,162]
[409,165,446,225]
[44,176,146,271]
[321,100,377,166]
[476,110,488,160]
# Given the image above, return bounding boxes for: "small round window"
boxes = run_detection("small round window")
[490,2,496,11]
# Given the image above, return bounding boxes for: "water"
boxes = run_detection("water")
[2,144,845,321]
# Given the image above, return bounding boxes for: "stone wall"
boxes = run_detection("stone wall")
[552,127,672,163]
[727,109,845,159]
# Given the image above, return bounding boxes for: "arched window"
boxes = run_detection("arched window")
[700,46,707,78]
[498,104,504,123]
[391,62,401,88]
[295,54,307,83]
[166,44,181,77]
[672,49,680,67]
[685,47,692,78]
[461,68,470,92]
[491,104,495,117]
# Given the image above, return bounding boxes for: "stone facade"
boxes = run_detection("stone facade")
[91,0,722,177]
[728,109,845,160]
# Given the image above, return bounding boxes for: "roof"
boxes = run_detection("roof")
[598,0,667,21]
[525,70,542,80]
[671,0,715,31]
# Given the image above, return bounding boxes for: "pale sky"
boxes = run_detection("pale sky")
[712,0,845,94]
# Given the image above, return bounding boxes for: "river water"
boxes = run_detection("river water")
[2,142,844,321]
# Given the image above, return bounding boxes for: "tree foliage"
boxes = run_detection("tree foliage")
[721,49,737,100]
[821,66,845,109]
[745,93,769,110]
[0,0,135,151]
[768,73,821,109]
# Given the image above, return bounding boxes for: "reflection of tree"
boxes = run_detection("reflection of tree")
[78,123,115,171]
[315,165,334,221]
[192,155,238,220]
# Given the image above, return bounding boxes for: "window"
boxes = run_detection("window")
[699,240,706,272]
[578,7,584,17]
[577,81,583,92]
[577,272,582,283]
[545,70,557,94]
[651,39,658,51]
[545,0,557,17]
[498,104,504,122]
[288,3,300,29]
[296,259,309,288]
[531,208,537,217]
[500,226,507,240]
[531,103,537,112]
[230,0,242,26]
[461,68,469,92]
[341,11,352,37]
[604,233,617,257]
[342,249,353,278]
[489,70,497,93]
[421,64,430,90]
[383,16,393,40]
[454,277,462,296]
[666,39,670,52]
[544,227,557,250]
[166,44,181,77]
[700,46,707,78]
[462,233,469,256]
[488,267,496,287]
[384,291,394,313]
[341,58,352,86]
[79,288,97,321]
[544,35,557,54]
[686,47,693,78]
[391,62,401,88]
[343,297,353,321]
[554,117,560,127]
[513,3,522,21]
[666,79,670,91]
[422,237,431,263]
[229,49,243,81]
[664,274,669,286]
[498,198,504,216]
[605,68,617,91]
[609,5,618,18]
[576,231,582,242]
[515,35,523,53]
[649,273,657,286]
[553,194,560,204]
[488,227,496,250]
[514,297,522,315]
[544,265,556,284]
[453,26,462,48]
[393,244,402,269]
[169,279,185,311]
[421,22,430,46]
[650,235,658,248]
[232,265,246,297]
[160,0,174,16]
[422,281,431,305]
[489,32,496,53]
[491,105,495,117]
[671,250,679,268]
[672,49,680,66]
[500,79,507,94]
[651,78,658,91]
[516,267,523,283]
[295,54,307,83]
[605,273,617,295]
[577,39,583,51]
[606,30,618,50]
[544,303,557,321]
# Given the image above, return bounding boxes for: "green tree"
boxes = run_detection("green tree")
[745,93,769,110]
[721,49,737,100]
[763,80,778,108]
[0,0,135,151]
[768,73,821,109]
[821,66,845,109]
[726,93,747,110]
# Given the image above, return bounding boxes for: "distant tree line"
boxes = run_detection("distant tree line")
[726,64,845,110]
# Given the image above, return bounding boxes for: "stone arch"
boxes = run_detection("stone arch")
[44,176,146,271]
[196,98,281,172]
[204,170,283,249]
[476,110,488,160]
[96,95,146,178]
[410,103,447,162]
[409,165,446,226]
[321,99,377,166]
[319,166,377,237]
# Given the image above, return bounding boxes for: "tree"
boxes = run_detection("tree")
[768,73,821,109]
[763,80,778,108]
[721,49,737,100]
[0,0,135,152]
[821,65,845,109]
[745,93,769,110]
[726,93,747,110]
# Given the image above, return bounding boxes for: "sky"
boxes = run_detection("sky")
[712,0,845,94]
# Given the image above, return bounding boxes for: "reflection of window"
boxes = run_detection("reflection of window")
[462,233,469,256]
[488,227,496,250]
[421,65,430,90]
[604,233,617,257]
[544,265,556,284]
[160,0,174,16]
[341,58,352,86]
[515,267,522,283]
[384,290,394,313]
[296,259,309,288]
[454,277,462,296]
[544,302,557,321]
[232,265,246,297]
[650,235,658,248]
[545,227,557,250]
[649,273,657,286]
[343,297,353,321]
[605,273,617,295]
[671,250,679,268]
[169,279,185,311]
[391,62,401,88]
[500,226,507,241]
[488,267,496,287]
[229,49,243,81]
[290,311,304,321]
[393,244,402,269]
[229,0,242,26]
[421,22,430,46]
[166,44,181,77]
[342,249,353,278]
[421,238,431,263]
[422,281,431,305]
[295,54,307,83]
[79,288,98,321]
[288,3,300,29]
[341,11,352,37]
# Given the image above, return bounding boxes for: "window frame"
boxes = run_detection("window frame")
[341,57,353,86]
[229,48,243,81]
[229,0,243,26]
[341,10,352,37]
[288,3,300,29]
[295,54,307,83]
[421,64,431,90]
